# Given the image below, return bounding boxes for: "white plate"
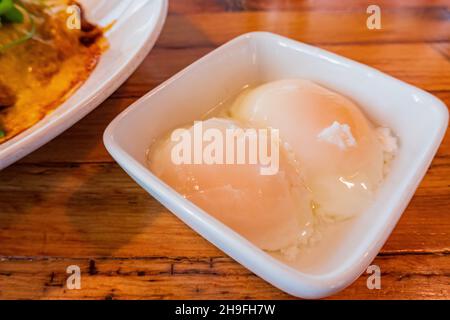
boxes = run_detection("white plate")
[103,32,449,299]
[0,0,168,170]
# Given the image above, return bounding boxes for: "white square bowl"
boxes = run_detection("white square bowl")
[103,32,448,299]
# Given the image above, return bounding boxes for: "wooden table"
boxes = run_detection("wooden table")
[0,0,449,300]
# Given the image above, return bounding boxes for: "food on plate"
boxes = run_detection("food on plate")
[147,79,398,257]
[0,0,106,142]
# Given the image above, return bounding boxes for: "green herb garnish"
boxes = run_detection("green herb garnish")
[0,0,13,15]
[0,129,5,138]
[0,0,35,52]
[0,0,23,23]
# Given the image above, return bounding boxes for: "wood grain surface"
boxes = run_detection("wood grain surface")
[0,0,449,300]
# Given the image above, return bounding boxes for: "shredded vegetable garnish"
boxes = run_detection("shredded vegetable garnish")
[0,0,36,53]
